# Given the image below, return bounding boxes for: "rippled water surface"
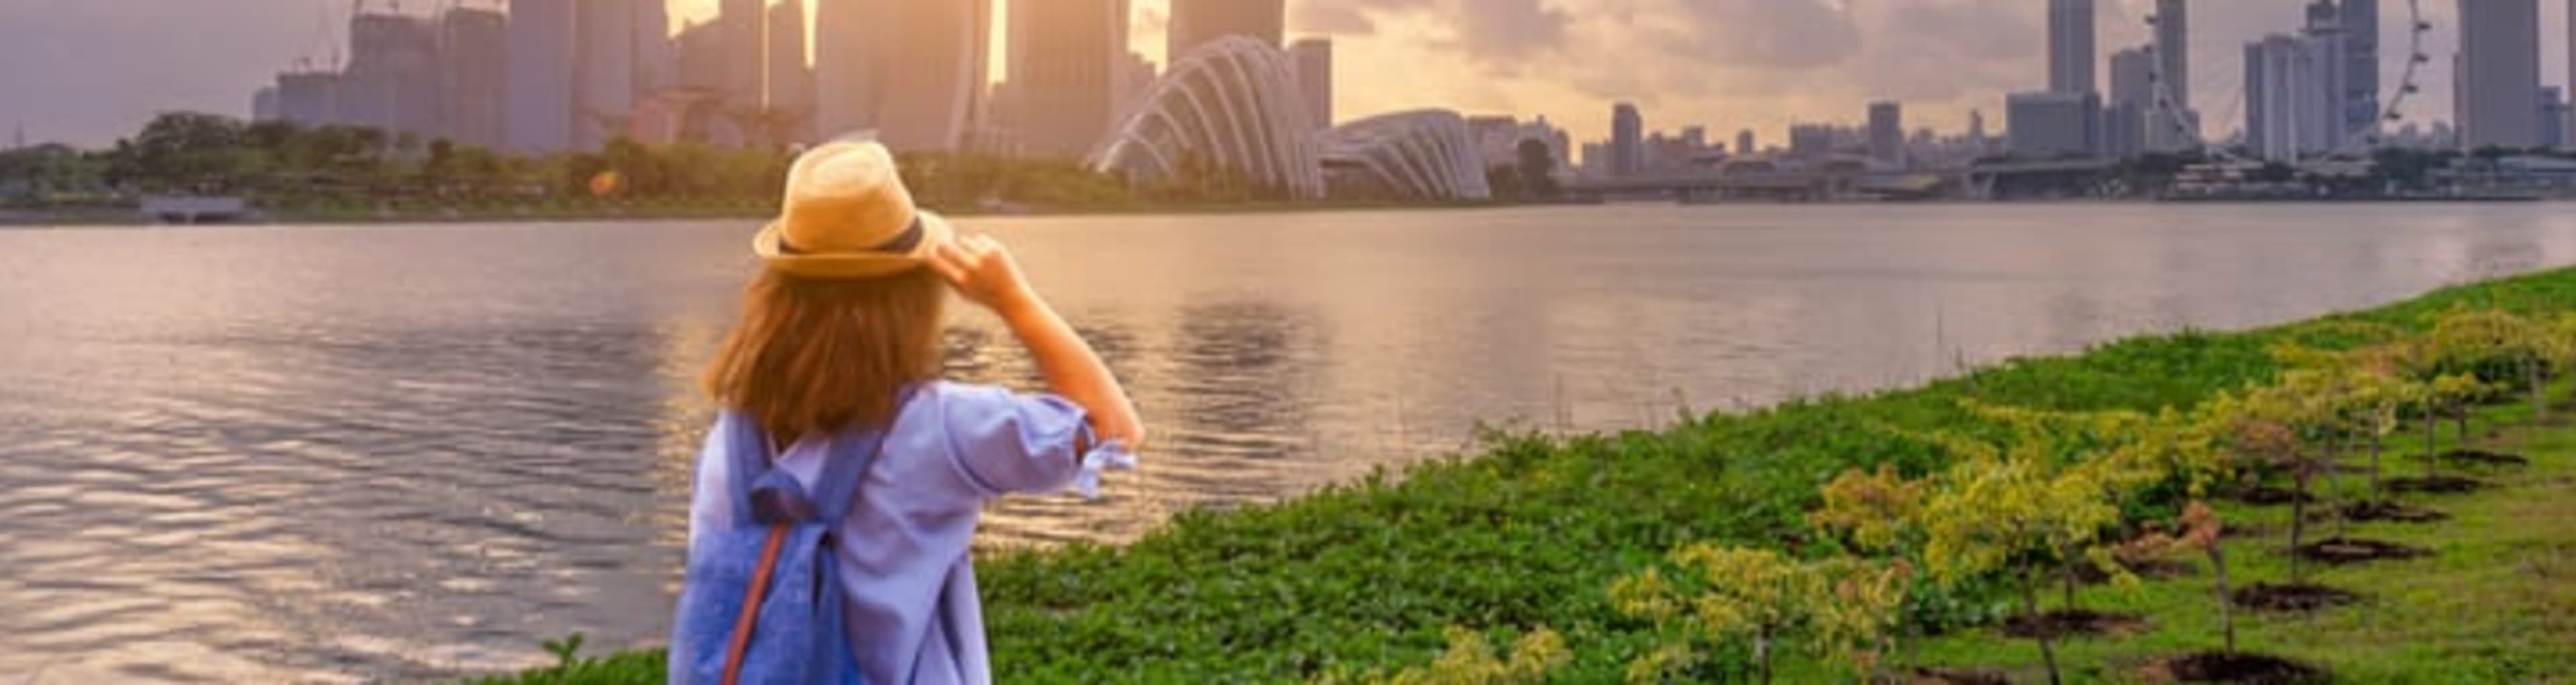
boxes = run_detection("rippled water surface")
[4,203,2575,682]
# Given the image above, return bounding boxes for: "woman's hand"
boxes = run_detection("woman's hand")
[926,233,1147,452]
[926,233,1038,316]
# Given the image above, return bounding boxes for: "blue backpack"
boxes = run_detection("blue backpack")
[669,412,885,685]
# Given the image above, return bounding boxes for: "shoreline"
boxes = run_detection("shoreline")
[464,265,2576,683]
[0,199,1532,228]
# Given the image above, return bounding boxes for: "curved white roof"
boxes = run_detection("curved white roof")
[1319,109,1492,201]
[1088,36,1324,199]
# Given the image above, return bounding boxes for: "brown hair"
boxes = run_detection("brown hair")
[704,268,947,445]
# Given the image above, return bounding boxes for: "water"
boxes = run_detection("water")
[2,203,2572,683]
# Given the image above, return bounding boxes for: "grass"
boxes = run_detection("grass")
[1836,382,2576,684]
[467,267,2576,684]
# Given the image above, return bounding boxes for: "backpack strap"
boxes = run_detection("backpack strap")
[715,389,913,685]
[720,525,792,685]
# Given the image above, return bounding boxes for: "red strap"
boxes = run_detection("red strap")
[721,525,792,685]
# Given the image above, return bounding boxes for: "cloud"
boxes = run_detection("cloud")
[1293,2,1381,35]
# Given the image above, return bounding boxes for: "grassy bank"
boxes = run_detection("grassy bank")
[1885,399,2576,684]
[482,267,2576,684]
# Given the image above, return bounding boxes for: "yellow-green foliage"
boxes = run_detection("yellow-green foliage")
[1609,546,1909,683]
[1811,465,1925,552]
[1916,446,2127,586]
[1348,627,1568,685]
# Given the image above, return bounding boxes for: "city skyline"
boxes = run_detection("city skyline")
[0,1,2560,149]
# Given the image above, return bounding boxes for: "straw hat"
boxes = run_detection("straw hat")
[752,140,954,279]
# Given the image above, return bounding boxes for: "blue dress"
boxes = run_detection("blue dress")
[685,382,1134,685]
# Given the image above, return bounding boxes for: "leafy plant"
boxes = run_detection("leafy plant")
[1330,627,1569,685]
[1610,546,1909,684]
[1914,443,2128,685]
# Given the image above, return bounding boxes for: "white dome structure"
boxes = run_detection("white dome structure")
[1319,110,1493,201]
[1089,36,1324,199]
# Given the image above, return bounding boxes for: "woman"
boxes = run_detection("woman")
[680,140,1144,684]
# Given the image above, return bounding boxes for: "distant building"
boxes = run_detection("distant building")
[765,0,814,142]
[816,0,991,150]
[341,12,443,141]
[2106,47,2153,159]
[1611,103,1642,176]
[2245,34,2330,160]
[576,0,639,148]
[1735,129,1755,156]
[1867,101,1904,166]
[252,87,282,123]
[2300,1,2351,151]
[635,0,678,97]
[722,0,763,103]
[1092,37,1322,197]
[1007,0,1128,159]
[1788,123,1834,160]
[2048,0,2096,95]
[2456,0,2542,149]
[1465,115,1568,174]
[1168,0,1284,58]
[1114,50,1158,121]
[278,70,342,129]
[2007,91,2100,158]
[506,0,578,152]
[2149,0,2196,151]
[1319,110,1491,201]
[439,7,508,150]
[1290,38,1333,129]
[2338,0,2380,144]
[2544,87,2570,149]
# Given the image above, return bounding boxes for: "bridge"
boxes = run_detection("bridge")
[1565,158,2122,202]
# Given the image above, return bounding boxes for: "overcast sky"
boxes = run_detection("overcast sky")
[0,1,2555,148]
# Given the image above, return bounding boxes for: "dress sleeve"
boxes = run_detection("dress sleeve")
[935,382,1136,500]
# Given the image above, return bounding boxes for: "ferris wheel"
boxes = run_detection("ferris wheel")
[2143,0,2434,160]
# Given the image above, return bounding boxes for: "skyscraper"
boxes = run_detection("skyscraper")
[1291,38,1334,130]
[766,1,812,109]
[1169,0,1285,60]
[440,7,508,150]
[1007,0,1128,159]
[2149,0,2198,150]
[2047,0,2096,95]
[1867,101,1904,166]
[2302,1,2351,150]
[2543,87,2570,148]
[278,70,343,129]
[2106,47,2153,159]
[816,0,991,150]
[2007,91,2100,158]
[635,0,676,97]
[2245,34,2328,160]
[1735,129,1756,156]
[2341,0,2381,142]
[1611,103,1642,176]
[506,0,577,152]
[2457,0,2542,149]
[576,0,638,148]
[723,0,763,103]
[341,12,443,140]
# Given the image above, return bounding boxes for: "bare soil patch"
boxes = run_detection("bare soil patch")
[2383,476,2487,495]
[2229,582,2361,612]
[1998,609,2149,639]
[2438,449,2530,468]
[2147,651,2330,684]
[2294,537,2431,565]
[2337,500,2448,523]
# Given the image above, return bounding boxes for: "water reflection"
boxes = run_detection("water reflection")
[3,204,2575,682]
